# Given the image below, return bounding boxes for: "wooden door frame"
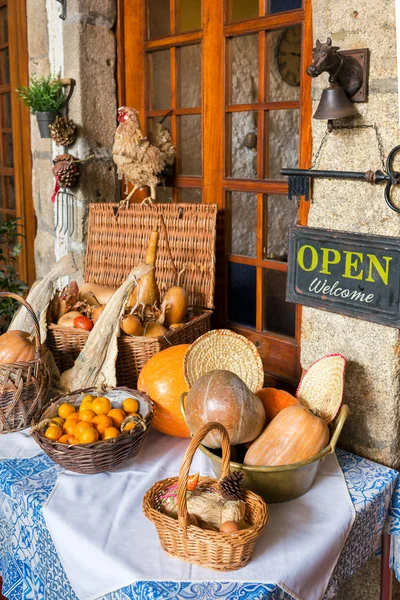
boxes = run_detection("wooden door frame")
[8,0,35,285]
[116,0,312,384]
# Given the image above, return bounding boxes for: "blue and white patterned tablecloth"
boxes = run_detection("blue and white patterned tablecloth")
[0,448,399,600]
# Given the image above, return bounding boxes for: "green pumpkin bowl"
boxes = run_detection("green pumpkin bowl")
[180,397,348,503]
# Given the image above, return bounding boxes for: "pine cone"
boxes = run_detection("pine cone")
[52,153,80,188]
[219,471,245,501]
[49,116,77,146]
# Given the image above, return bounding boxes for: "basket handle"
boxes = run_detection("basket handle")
[0,292,42,359]
[177,421,231,529]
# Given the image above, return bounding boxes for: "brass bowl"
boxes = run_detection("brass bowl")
[180,395,348,503]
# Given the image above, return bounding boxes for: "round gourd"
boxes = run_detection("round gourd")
[78,283,116,306]
[121,315,144,336]
[57,311,82,327]
[256,388,299,423]
[143,322,167,338]
[161,286,189,326]
[0,330,36,364]
[244,404,330,467]
[137,344,190,438]
[185,370,266,449]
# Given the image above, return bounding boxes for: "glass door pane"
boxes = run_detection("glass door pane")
[178,44,201,108]
[148,50,171,110]
[267,0,302,14]
[263,269,296,337]
[268,26,301,101]
[147,0,170,39]
[228,0,259,22]
[230,34,259,104]
[177,0,202,32]
[263,194,297,261]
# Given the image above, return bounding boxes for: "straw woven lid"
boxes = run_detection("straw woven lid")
[183,329,264,393]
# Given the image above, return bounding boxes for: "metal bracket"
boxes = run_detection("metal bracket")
[338,48,369,102]
[55,0,66,20]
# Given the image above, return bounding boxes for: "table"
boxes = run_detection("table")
[0,448,399,600]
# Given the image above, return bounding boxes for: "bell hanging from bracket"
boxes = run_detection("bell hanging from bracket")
[313,83,358,132]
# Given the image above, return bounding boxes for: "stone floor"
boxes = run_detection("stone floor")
[334,555,400,599]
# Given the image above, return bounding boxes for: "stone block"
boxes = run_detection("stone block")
[67,0,116,27]
[34,231,56,278]
[32,157,55,232]
[26,0,50,60]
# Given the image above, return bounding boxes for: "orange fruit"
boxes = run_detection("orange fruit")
[58,434,71,444]
[92,396,112,415]
[122,398,139,414]
[74,420,93,438]
[102,427,120,440]
[91,414,113,435]
[81,394,95,404]
[45,425,62,441]
[63,419,78,436]
[80,400,93,411]
[77,427,99,444]
[66,412,80,422]
[78,409,96,423]
[122,421,136,432]
[51,417,65,428]
[107,408,126,428]
[58,403,76,419]
[67,436,80,445]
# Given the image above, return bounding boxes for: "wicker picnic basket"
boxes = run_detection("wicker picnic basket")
[0,293,50,433]
[143,422,269,571]
[30,386,154,473]
[46,203,217,388]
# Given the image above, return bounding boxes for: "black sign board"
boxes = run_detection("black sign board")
[287,226,400,328]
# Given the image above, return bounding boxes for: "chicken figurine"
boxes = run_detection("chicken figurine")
[112,107,176,205]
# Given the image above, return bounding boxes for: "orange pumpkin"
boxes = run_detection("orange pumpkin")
[0,331,36,364]
[256,388,299,423]
[244,404,330,467]
[137,344,190,438]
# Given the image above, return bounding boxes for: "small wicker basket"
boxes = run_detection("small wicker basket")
[31,387,154,474]
[0,292,50,433]
[143,422,269,571]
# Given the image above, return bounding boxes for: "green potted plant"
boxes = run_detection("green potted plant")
[16,74,67,138]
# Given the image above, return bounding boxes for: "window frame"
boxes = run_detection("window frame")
[117,0,312,384]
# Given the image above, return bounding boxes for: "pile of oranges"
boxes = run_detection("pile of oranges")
[44,394,141,445]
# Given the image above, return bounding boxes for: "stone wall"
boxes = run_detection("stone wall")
[26,0,117,281]
[305,1,400,598]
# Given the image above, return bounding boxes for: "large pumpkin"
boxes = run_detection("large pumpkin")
[256,388,299,423]
[137,344,190,438]
[0,331,36,364]
[185,370,266,448]
[244,404,330,467]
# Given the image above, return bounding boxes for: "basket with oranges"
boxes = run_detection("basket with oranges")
[30,387,154,474]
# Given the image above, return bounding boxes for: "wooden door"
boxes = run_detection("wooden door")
[117,0,312,384]
[1,0,34,284]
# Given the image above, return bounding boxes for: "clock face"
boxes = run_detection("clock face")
[277,25,302,87]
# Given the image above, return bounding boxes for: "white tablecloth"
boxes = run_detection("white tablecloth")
[43,430,355,600]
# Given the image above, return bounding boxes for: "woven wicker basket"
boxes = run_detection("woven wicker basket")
[0,292,50,433]
[46,203,217,387]
[31,387,154,474]
[143,422,268,571]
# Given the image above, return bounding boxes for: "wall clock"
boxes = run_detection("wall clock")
[277,26,301,87]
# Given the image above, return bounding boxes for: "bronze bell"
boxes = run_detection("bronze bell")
[314,83,358,131]
[241,131,257,150]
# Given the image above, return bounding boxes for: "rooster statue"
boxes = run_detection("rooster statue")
[112,107,176,205]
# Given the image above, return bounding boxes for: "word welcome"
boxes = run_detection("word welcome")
[309,278,374,303]
[297,245,392,285]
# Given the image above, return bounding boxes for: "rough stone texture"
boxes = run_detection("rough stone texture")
[303,0,400,468]
[304,2,400,597]
[26,0,117,277]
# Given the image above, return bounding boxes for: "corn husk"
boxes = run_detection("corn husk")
[8,252,77,342]
[59,263,152,392]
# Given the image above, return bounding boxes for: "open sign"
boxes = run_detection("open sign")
[286,226,400,328]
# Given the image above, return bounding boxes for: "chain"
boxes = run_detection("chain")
[311,123,386,172]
